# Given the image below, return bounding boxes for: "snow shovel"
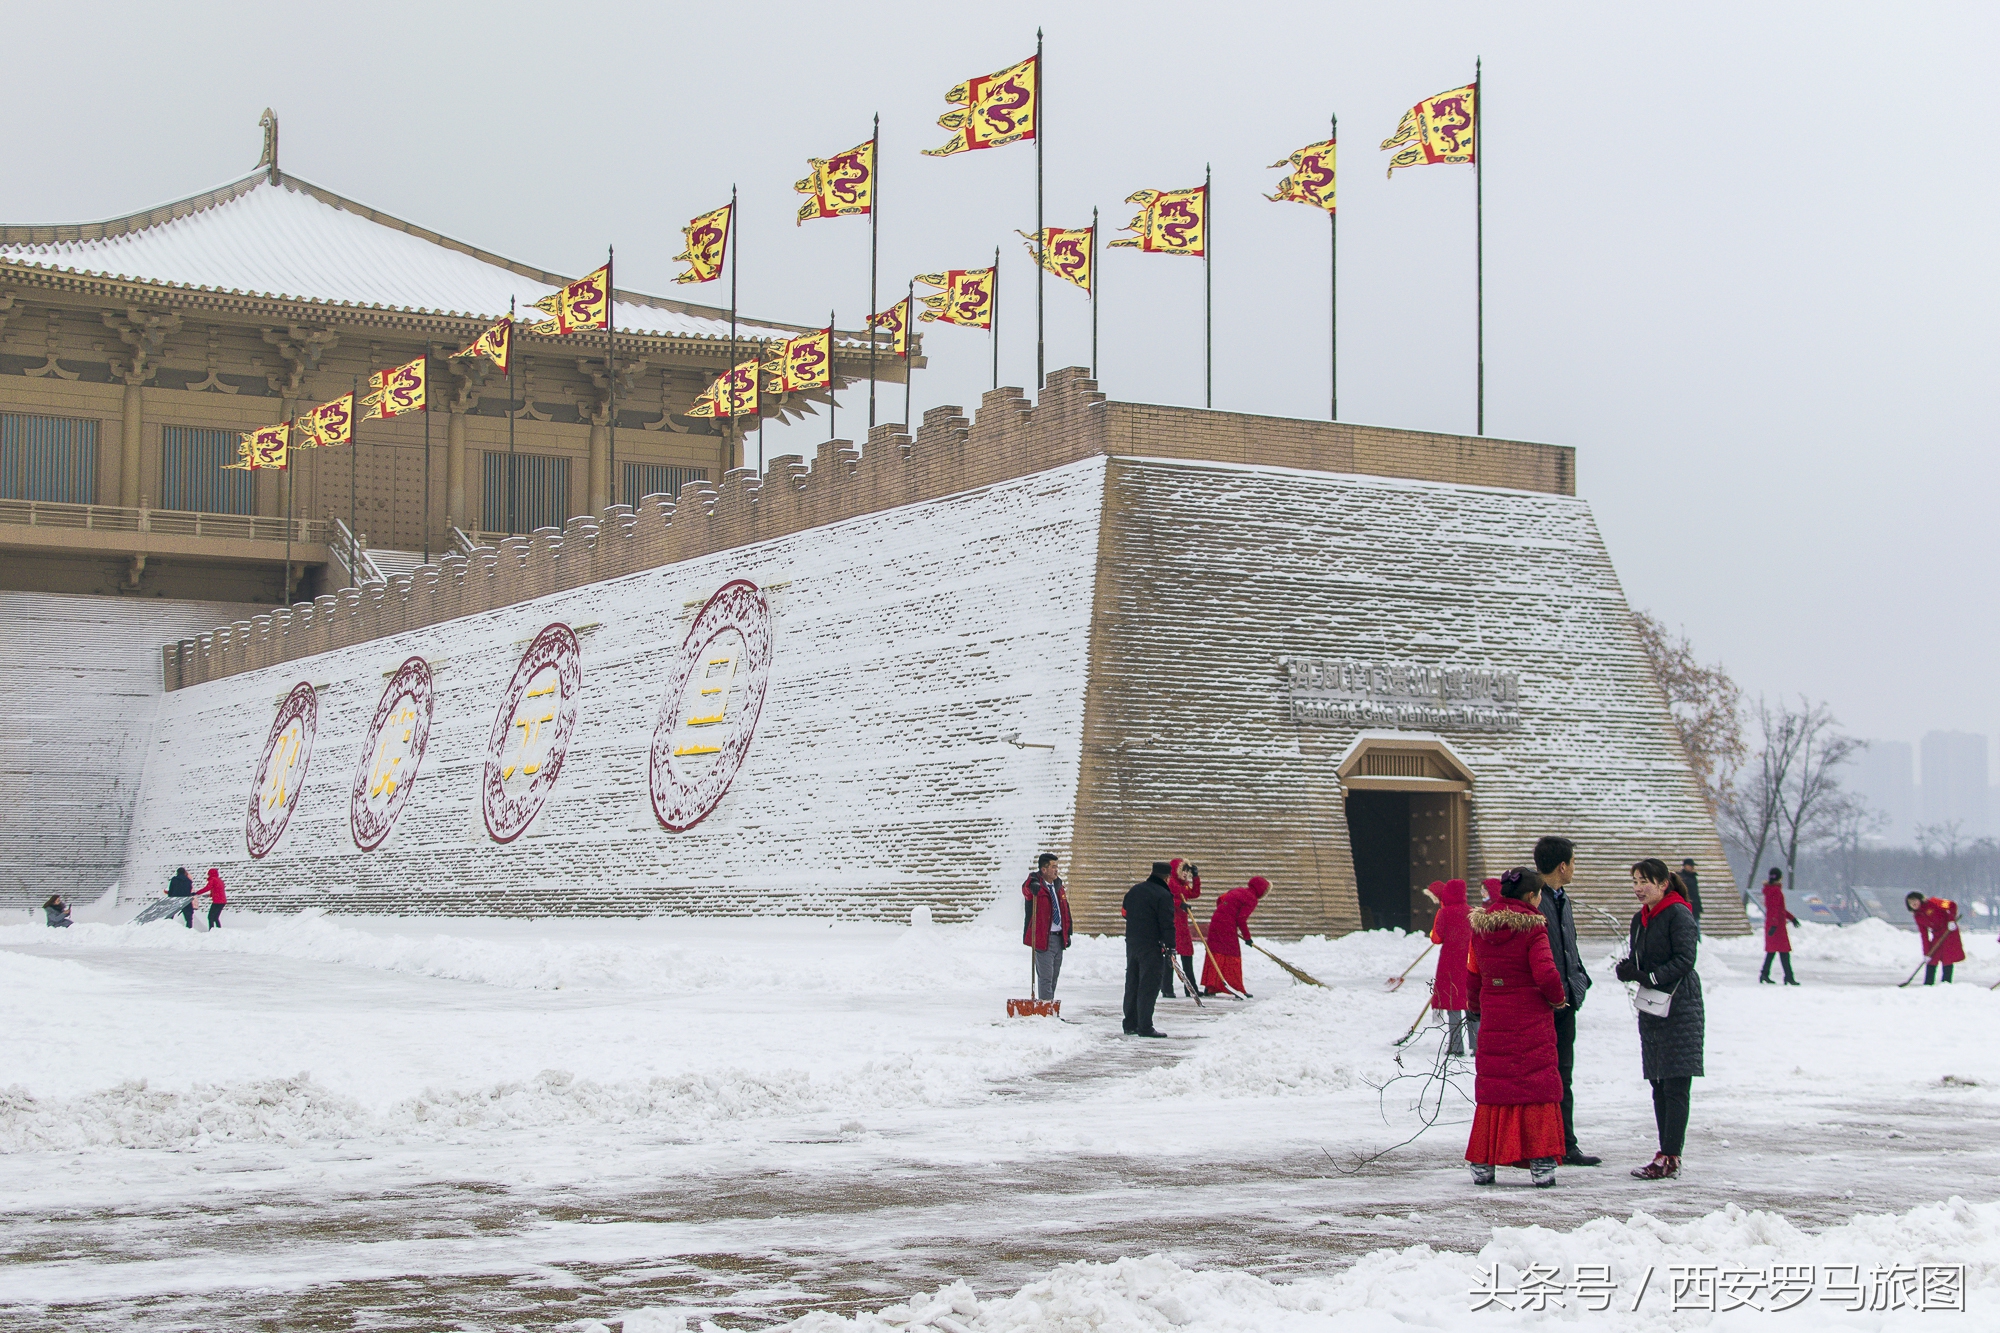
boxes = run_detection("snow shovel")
[1249,940,1328,989]
[1008,954,1060,1018]
[1173,952,1206,1007]
[1387,941,1435,991]
[1897,929,1960,989]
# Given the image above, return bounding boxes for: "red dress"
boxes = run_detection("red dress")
[1199,878,1267,994]
[1762,883,1795,953]
[1464,897,1567,1165]
[1429,879,1472,1011]
[1913,898,1966,965]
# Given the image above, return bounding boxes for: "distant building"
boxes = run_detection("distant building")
[1919,731,1988,839]
[1855,740,1915,843]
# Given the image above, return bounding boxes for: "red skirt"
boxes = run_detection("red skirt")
[1201,950,1245,995]
[1464,1102,1565,1165]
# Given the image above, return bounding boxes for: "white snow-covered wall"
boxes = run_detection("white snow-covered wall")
[119,459,1107,919]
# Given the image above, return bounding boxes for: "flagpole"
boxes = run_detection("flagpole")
[829,308,837,442]
[607,245,618,507]
[992,245,1000,391]
[1204,162,1212,409]
[904,281,914,429]
[1090,205,1099,381]
[1035,26,1044,392]
[869,112,879,429]
[507,297,517,537]
[349,373,358,589]
[1330,112,1338,422]
[759,337,768,472]
[283,443,293,604]
[729,184,739,468]
[1475,56,1484,437]
[423,343,432,563]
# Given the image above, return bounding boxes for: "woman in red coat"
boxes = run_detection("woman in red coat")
[1427,879,1475,1056]
[1464,866,1569,1188]
[1199,876,1268,998]
[1905,893,1966,985]
[198,868,227,930]
[1759,868,1800,985]
[1161,858,1203,998]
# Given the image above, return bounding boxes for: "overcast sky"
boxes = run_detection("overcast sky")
[6,2,1994,766]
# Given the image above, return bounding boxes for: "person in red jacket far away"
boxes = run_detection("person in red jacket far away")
[1759,868,1800,985]
[197,868,227,930]
[1426,879,1476,1057]
[1905,892,1966,985]
[1199,876,1269,998]
[1464,866,1570,1189]
[1161,858,1202,999]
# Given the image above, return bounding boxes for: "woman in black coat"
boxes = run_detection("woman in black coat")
[1615,858,1704,1180]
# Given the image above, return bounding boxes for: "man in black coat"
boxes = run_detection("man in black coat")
[166,866,195,929]
[1678,859,1705,922]
[1535,836,1599,1167]
[1123,862,1176,1037]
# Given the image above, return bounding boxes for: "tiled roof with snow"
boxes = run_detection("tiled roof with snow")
[0,172,829,344]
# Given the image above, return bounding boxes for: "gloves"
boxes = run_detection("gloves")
[1614,957,1639,983]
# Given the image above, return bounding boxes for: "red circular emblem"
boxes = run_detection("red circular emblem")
[650,580,773,832]
[246,682,318,859]
[481,623,583,844]
[350,657,436,852]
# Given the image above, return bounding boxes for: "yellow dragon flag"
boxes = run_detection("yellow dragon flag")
[795,142,874,224]
[222,435,255,470]
[1267,139,1337,212]
[452,318,512,373]
[240,420,290,470]
[1108,185,1206,257]
[362,357,427,421]
[1381,84,1476,177]
[868,295,912,357]
[674,205,731,284]
[765,327,833,392]
[296,393,354,447]
[923,55,1037,156]
[1017,225,1092,293]
[916,269,995,329]
[686,359,762,419]
[531,264,611,332]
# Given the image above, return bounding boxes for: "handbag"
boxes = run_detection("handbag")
[1634,983,1675,1017]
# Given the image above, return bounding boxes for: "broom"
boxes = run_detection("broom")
[1248,939,1329,989]
[1387,941,1435,992]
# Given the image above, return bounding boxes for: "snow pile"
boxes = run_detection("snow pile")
[734,1196,2000,1332]
[0,1074,369,1152]
[1137,988,1361,1099]
[1708,916,1994,969]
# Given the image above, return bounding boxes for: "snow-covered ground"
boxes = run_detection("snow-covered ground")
[3,903,1997,1330]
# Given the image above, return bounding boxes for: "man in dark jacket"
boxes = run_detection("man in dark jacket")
[166,866,195,929]
[1678,859,1705,922]
[1122,862,1176,1037]
[1534,836,1599,1166]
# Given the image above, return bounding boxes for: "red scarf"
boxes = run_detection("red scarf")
[1640,889,1689,926]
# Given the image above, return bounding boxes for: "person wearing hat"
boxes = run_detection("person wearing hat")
[1122,862,1176,1037]
[1160,858,1202,999]
[1199,876,1270,998]
[1678,859,1705,923]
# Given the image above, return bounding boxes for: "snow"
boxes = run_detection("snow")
[4,906,1998,1329]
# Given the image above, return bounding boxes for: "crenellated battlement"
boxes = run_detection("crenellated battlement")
[164,368,1575,689]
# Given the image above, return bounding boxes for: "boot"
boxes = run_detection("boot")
[1631,1153,1680,1180]
[1529,1157,1557,1188]
[1469,1162,1495,1186]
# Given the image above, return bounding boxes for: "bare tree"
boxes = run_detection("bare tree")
[1772,700,1862,897]
[1634,611,1745,810]
[1720,697,1809,903]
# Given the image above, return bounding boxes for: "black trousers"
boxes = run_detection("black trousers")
[1925,962,1954,985]
[1124,948,1165,1033]
[1759,952,1796,982]
[207,903,224,929]
[1651,1076,1692,1155]
[175,899,193,928]
[1553,1005,1578,1153]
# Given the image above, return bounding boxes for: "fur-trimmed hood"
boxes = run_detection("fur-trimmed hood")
[1470,899,1549,935]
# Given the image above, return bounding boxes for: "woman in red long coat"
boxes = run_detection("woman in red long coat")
[1464,866,1569,1188]
[1199,876,1268,998]
[1427,879,1475,1056]
[1905,893,1966,985]
[1759,868,1800,985]
[1161,858,1202,998]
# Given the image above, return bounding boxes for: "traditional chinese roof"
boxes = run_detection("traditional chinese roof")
[0,169,843,347]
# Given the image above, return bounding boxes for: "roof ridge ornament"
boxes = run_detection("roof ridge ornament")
[258,109,279,184]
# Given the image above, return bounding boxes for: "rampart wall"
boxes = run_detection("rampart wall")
[166,368,1575,690]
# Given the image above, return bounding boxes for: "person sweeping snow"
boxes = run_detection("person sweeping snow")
[1905,892,1965,985]
[1464,867,1568,1189]
[1199,876,1269,998]
[1160,858,1202,999]
[1426,879,1475,1056]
